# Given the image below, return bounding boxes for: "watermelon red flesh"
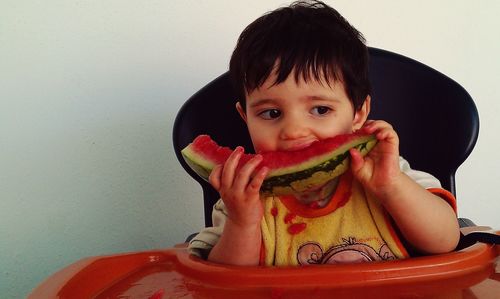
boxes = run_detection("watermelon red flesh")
[181,133,377,196]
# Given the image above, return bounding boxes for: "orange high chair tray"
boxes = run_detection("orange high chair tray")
[29,239,499,299]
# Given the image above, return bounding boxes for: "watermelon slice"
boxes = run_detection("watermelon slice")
[181,133,377,196]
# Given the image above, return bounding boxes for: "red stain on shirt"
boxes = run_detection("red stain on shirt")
[308,201,321,209]
[271,207,278,217]
[284,213,296,224]
[288,222,307,235]
[148,288,164,299]
[337,188,352,209]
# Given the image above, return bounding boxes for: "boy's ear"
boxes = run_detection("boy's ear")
[353,95,371,131]
[236,101,247,124]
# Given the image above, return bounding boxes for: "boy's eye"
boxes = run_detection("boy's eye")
[311,106,331,115]
[259,109,282,120]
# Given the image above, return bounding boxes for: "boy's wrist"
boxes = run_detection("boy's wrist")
[225,218,261,234]
[371,171,407,204]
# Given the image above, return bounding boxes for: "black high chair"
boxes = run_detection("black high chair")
[173,47,480,229]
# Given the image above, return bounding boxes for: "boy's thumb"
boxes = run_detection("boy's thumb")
[349,148,364,174]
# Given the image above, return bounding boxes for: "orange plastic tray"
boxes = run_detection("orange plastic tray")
[29,241,499,299]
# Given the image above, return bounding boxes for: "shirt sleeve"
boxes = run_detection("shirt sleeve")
[187,199,227,258]
[399,157,441,189]
[399,157,456,213]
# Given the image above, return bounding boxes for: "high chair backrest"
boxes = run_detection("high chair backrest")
[173,47,479,227]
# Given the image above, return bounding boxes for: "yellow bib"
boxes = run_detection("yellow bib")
[260,174,409,266]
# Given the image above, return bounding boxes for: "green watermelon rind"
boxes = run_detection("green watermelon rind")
[181,134,377,196]
[182,147,216,181]
[260,138,376,196]
[264,134,375,178]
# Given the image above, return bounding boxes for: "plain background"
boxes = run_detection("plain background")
[1,1,499,298]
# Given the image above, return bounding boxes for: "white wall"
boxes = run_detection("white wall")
[1,1,498,298]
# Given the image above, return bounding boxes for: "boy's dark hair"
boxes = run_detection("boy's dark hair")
[229,0,371,111]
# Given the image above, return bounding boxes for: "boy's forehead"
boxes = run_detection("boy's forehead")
[258,65,344,89]
[253,70,346,93]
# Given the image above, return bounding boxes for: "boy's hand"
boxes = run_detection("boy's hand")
[349,120,403,199]
[350,120,460,254]
[208,146,269,228]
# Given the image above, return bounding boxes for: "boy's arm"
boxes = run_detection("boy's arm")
[372,172,459,254]
[206,146,268,265]
[208,220,262,265]
[350,120,460,254]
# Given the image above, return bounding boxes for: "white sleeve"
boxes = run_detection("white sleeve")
[187,199,227,258]
[399,156,442,189]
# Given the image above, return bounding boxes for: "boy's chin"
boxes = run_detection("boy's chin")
[292,178,339,207]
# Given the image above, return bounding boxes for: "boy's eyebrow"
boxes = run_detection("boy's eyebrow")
[308,95,341,103]
[249,95,342,108]
[249,98,277,108]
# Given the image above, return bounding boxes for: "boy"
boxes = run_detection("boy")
[188,1,460,266]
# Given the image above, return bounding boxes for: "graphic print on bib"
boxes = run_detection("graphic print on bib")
[297,237,397,265]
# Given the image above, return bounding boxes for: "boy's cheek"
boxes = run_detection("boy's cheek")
[247,125,277,153]
[250,134,277,153]
[252,140,275,154]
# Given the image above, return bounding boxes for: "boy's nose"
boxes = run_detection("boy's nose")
[279,120,310,140]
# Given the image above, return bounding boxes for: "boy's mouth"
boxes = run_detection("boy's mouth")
[281,140,317,151]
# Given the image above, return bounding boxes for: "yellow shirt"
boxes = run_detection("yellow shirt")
[260,173,409,266]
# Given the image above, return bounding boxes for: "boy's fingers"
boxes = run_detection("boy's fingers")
[349,148,364,173]
[248,166,269,193]
[350,148,375,185]
[220,147,243,189]
[376,127,399,144]
[209,164,222,190]
[364,120,391,130]
[233,154,263,191]
[363,121,398,142]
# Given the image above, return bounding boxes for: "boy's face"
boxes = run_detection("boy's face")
[237,71,370,153]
